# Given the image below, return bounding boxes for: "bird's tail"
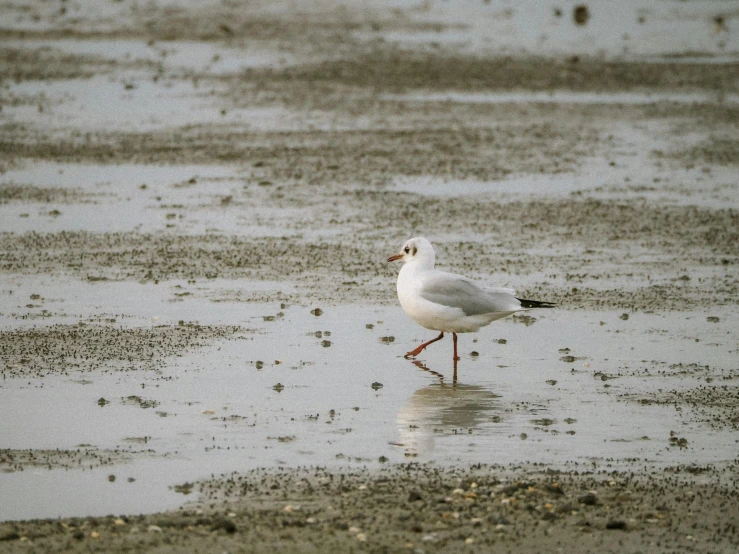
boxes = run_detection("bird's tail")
[516,298,556,309]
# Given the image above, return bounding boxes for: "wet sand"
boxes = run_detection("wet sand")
[1,465,738,553]
[1,0,738,551]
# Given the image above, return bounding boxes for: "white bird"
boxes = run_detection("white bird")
[387,237,553,361]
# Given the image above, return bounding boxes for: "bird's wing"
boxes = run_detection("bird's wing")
[419,271,521,316]
[485,286,517,296]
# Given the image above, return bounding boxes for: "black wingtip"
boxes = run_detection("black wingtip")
[516,298,556,309]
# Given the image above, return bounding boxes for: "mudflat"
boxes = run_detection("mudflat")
[0,1,737,552]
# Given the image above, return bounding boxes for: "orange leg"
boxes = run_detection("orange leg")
[404,331,445,358]
[453,332,460,361]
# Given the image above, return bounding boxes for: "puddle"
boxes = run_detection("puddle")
[0,162,240,190]
[384,91,739,106]
[389,121,738,208]
[0,275,736,520]
[367,0,738,58]
[3,39,296,74]
[0,162,249,233]
[0,162,377,236]
[389,162,739,206]
[3,75,297,132]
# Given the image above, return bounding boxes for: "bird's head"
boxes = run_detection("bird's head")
[387,237,435,268]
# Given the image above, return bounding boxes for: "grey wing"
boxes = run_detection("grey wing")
[419,272,521,316]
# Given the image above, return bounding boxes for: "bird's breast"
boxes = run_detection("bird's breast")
[397,267,459,331]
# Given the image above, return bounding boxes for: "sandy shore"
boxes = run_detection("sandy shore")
[1,465,738,553]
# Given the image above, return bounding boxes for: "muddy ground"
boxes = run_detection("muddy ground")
[1,465,739,553]
[0,0,738,552]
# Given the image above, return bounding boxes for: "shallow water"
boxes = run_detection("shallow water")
[1,274,736,520]
[0,162,245,233]
[0,162,324,236]
[388,120,738,209]
[1,0,737,529]
[385,91,739,106]
[370,0,739,58]
[5,39,295,73]
[4,76,297,132]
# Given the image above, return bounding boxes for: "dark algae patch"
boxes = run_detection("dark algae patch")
[0,46,115,81]
[0,447,145,472]
[246,50,739,94]
[0,118,600,178]
[627,384,739,431]
[0,323,242,378]
[0,184,101,204]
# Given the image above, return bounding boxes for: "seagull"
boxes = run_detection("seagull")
[387,237,554,361]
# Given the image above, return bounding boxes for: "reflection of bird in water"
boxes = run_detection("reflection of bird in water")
[395,361,502,456]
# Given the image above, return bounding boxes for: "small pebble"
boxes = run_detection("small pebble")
[211,517,236,533]
[579,492,598,506]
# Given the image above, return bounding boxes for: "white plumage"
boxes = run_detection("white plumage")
[388,237,553,360]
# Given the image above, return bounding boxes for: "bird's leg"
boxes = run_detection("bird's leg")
[452,332,460,361]
[404,332,444,358]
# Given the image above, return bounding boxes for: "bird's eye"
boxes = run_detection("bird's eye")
[404,247,410,254]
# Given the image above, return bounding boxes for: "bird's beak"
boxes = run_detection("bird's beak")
[387,253,403,263]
